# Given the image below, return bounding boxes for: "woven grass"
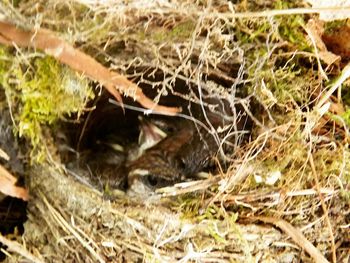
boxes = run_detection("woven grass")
[0,0,349,262]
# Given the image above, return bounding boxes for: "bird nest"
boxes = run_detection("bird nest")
[0,0,349,262]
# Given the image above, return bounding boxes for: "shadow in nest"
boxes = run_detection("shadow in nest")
[0,106,28,262]
[55,68,253,199]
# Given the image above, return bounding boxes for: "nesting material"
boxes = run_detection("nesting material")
[0,1,349,262]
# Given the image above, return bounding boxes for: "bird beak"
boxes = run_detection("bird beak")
[138,117,167,151]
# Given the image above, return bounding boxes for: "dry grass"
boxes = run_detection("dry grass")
[0,0,349,262]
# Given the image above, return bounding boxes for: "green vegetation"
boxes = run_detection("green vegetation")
[0,48,93,161]
[1,0,349,261]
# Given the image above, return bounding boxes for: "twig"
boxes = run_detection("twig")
[252,216,329,263]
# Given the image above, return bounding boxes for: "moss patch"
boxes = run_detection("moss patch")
[0,48,94,161]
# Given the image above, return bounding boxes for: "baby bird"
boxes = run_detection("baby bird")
[127,118,218,196]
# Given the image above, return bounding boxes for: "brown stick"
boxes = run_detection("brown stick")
[0,21,180,116]
[252,216,329,263]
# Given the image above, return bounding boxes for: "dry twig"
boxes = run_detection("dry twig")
[252,216,329,263]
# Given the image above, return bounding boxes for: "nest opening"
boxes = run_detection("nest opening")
[56,67,251,195]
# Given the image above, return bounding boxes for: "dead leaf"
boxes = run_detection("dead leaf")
[328,98,345,115]
[0,21,180,116]
[0,165,28,201]
[322,25,350,62]
[305,19,340,65]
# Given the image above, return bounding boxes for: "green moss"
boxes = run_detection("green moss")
[169,21,195,40]
[0,49,94,161]
[277,15,310,50]
[207,224,229,244]
[234,19,272,45]
[78,13,113,43]
[335,81,350,127]
[235,14,309,51]
[252,63,314,105]
[341,109,350,127]
[342,85,350,106]
[260,139,347,186]
[341,80,350,126]
[323,20,349,34]
[0,48,12,84]
[271,1,311,51]
[233,3,312,102]
[149,20,195,43]
[177,194,202,219]
[233,15,313,106]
